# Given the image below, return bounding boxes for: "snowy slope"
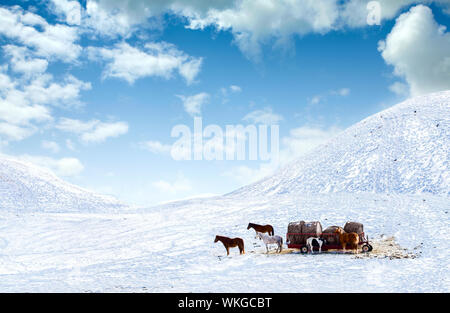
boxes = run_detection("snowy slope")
[231,91,450,197]
[0,92,448,292]
[0,193,448,292]
[0,156,128,213]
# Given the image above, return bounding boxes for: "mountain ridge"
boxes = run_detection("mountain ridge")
[229,91,450,197]
[0,155,128,213]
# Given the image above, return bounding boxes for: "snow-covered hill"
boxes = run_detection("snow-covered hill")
[0,156,128,213]
[0,92,448,292]
[230,91,450,197]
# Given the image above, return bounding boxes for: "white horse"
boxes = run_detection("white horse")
[306,237,325,253]
[256,231,283,253]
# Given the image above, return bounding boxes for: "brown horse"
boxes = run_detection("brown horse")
[247,223,274,236]
[214,235,245,256]
[335,228,359,253]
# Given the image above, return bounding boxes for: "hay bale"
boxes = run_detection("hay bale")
[301,221,322,244]
[344,222,364,234]
[302,221,322,237]
[322,226,343,245]
[287,221,304,244]
[287,221,322,245]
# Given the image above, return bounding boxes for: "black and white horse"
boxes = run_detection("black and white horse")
[306,237,326,253]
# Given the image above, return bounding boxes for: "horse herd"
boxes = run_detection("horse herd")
[214,223,280,256]
[214,222,361,256]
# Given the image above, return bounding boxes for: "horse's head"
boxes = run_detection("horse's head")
[214,235,219,243]
[334,228,343,234]
[247,223,252,230]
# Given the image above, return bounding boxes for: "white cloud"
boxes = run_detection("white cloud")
[23,74,91,108]
[56,118,98,134]
[340,1,450,27]
[333,88,350,96]
[0,69,90,144]
[230,85,242,93]
[84,0,450,60]
[81,122,128,143]
[243,107,283,124]
[177,92,209,116]
[65,139,76,151]
[3,45,48,76]
[41,140,60,153]
[309,95,323,105]
[0,55,90,125]
[220,85,242,103]
[0,6,81,62]
[389,81,409,97]
[309,87,350,105]
[139,140,172,154]
[56,118,129,143]
[84,0,135,37]
[152,174,193,194]
[378,5,450,96]
[223,124,341,185]
[88,42,202,84]
[17,155,84,177]
[0,122,35,141]
[0,74,52,126]
[187,0,339,60]
[49,0,82,25]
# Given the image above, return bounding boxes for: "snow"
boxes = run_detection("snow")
[230,91,449,197]
[0,193,448,292]
[0,156,129,213]
[0,91,449,292]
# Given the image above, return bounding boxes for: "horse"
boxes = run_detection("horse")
[306,237,326,253]
[214,235,245,256]
[256,231,283,253]
[247,223,274,236]
[334,228,359,253]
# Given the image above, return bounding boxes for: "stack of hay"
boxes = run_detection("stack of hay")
[287,221,322,245]
[322,226,344,245]
[344,222,364,234]
[286,221,365,246]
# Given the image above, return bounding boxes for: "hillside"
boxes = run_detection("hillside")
[230,91,450,197]
[0,156,128,213]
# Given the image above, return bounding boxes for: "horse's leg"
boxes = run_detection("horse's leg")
[266,244,269,253]
[226,247,230,256]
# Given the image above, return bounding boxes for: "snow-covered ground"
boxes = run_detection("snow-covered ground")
[0,91,448,292]
[0,193,448,292]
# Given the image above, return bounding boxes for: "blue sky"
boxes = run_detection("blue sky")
[1,0,450,206]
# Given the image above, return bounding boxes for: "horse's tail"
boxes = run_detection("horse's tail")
[270,226,274,236]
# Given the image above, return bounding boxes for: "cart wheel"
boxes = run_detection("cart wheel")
[300,245,309,254]
[362,244,371,253]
